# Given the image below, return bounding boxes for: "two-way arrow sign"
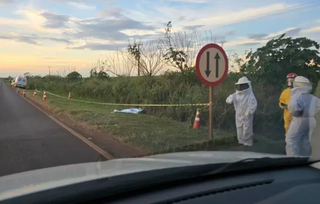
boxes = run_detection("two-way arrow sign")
[205,52,220,78]
[195,43,228,87]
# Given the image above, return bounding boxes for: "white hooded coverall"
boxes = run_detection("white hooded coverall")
[286,78,320,157]
[226,77,258,146]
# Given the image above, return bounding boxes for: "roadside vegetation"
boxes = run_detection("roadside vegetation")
[27,90,236,153]
[16,23,320,154]
[27,71,282,137]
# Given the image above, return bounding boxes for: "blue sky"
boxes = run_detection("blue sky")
[1,0,320,76]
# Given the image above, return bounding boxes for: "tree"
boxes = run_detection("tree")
[56,68,68,77]
[67,71,82,80]
[6,76,13,81]
[90,67,98,78]
[128,41,141,76]
[162,21,192,74]
[90,67,110,79]
[161,21,226,74]
[228,50,251,73]
[90,59,110,79]
[127,39,166,76]
[241,34,320,86]
[24,72,31,77]
[103,51,134,77]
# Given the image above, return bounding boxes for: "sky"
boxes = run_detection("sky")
[1,0,320,77]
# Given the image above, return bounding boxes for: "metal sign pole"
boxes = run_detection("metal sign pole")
[209,86,213,140]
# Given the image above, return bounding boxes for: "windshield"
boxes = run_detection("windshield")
[0,0,320,195]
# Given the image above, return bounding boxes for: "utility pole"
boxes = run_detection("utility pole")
[48,66,51,75]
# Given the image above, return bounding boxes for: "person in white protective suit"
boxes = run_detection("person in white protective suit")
[226,77,258,146]
[286,76,320,157]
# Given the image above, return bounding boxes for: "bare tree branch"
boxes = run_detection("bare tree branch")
[103,50,135,77]
[129,38,166,76]
[162,22,226,73]
[140,39,166,76]
[56,68,68,77]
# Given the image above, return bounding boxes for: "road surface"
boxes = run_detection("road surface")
[0,81,103,177]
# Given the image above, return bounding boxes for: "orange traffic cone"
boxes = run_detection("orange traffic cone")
[43,91,47,101]
[33,89,37,97]
[193,109,200,129]
[23,90,26,97]
[68,92,71,100]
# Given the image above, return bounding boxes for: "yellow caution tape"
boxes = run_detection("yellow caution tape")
[44,91,209,107]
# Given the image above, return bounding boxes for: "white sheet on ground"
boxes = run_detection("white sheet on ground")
[112,108,144,114]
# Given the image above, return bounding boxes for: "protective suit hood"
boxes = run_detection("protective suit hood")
[291,86,312,97]
[233,77,255,103]
[291,76,312,98]
[235,77,252,94]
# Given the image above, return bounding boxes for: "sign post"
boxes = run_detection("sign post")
[196,44,228,140]
[209,86,213,139]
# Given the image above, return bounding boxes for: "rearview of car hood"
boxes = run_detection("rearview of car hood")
[0,151,285,201]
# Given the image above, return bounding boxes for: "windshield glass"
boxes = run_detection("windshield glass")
[0,0,320,194]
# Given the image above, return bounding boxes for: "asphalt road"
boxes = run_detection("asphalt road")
[0,81,103,177]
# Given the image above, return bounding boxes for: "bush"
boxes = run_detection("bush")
[241,34,320,88]
[67,71,82,80]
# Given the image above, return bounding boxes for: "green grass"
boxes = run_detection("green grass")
[26,90,236,153]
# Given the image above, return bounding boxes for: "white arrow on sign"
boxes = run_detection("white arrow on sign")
[196,44,228,86]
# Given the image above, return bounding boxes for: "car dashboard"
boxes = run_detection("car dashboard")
[2,161,320,204]
[103,162,320,204]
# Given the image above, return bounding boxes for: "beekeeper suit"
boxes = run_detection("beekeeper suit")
[226,77,257,146]
[286,76,320,157]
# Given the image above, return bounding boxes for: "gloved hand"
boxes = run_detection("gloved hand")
[280,103,288,109]
[244,110,250,121]
[226,96,233,104]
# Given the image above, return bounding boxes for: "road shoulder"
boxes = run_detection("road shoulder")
[23,93,146,159]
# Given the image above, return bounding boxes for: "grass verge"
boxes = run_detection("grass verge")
[26,90,237,153]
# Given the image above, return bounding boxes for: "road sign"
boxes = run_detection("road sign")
[195,44,228,141]
[196,44,228,86]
